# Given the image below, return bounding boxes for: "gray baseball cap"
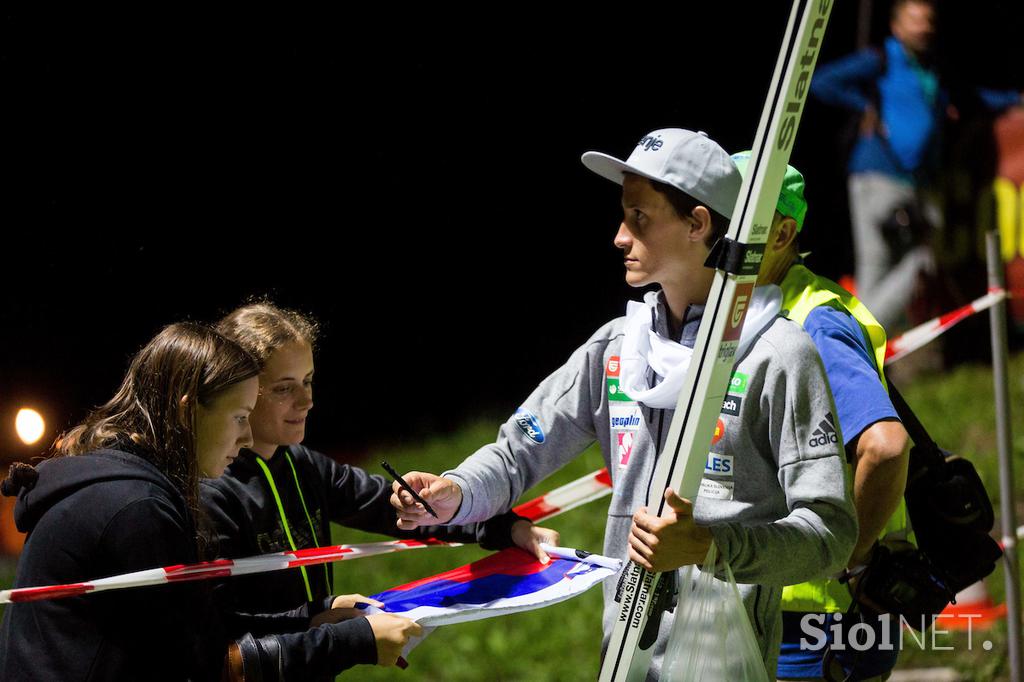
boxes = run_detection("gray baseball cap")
[581,128,742,218]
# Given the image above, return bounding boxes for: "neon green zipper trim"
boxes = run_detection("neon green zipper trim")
[255,455,314,602]
[284,450,331,593]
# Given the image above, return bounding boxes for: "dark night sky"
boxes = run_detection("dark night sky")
[3,3,1022,462]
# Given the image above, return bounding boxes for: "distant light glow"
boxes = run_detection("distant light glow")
[16,408,45,445]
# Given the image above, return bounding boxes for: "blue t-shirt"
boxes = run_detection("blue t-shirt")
[778,611,900,680]
[804,304,897,446]
[777,304,900,679]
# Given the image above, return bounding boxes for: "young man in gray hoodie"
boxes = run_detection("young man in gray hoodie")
[390,129,857,678]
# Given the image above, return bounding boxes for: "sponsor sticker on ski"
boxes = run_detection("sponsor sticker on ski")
[739,244,765,276]
[723,282,757,342]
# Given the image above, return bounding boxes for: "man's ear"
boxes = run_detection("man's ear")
[689,206,713,243]
[771,216,800,253]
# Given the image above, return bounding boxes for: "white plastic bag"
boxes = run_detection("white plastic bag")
[661,542,769,681]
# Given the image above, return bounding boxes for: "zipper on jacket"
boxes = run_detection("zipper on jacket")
[645,410,667,504]
[752,585,765,637]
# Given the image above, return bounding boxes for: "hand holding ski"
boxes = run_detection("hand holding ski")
[628,489,711,573]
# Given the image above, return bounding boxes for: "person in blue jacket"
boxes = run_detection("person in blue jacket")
[810,0,1021,330]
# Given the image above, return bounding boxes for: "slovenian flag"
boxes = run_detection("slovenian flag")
[365,545,619,658]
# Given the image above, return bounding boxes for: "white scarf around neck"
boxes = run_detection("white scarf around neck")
[619,285,782,409]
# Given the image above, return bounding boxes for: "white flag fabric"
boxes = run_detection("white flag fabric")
[369,546,619,627]
[363,546,620,657]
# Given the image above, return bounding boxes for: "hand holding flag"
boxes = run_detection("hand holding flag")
[330,593,384,610]
[367,614,423,668]
[308,593,387,628]
[511,520,560,564]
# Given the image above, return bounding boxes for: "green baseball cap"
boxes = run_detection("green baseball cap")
[730,151,807,231]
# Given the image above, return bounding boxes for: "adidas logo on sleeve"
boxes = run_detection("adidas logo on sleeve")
[808,412,839,448]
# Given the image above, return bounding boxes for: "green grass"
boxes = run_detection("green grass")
[1,354,1021,680]
[889,352,1024,681]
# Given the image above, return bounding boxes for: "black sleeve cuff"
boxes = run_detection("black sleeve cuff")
[477,511,530,550]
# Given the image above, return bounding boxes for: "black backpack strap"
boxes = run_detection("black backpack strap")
[884,373,945,471]
[885,375,935,449]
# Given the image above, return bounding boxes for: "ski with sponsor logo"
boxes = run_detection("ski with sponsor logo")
[598,1,834,680]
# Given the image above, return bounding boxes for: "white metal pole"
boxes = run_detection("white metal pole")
[986,230,1021,681]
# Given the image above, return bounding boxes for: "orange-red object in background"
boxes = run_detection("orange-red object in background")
[0,470,25,556]
[993,107,1024,328]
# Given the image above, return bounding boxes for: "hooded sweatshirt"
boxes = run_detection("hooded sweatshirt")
[0,448,381,681]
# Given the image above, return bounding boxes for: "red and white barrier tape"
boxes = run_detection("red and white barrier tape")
[885,288,1008,365]
[1000,524,1024,551]
[514,467,612,521]
[0,468,616,605]
[0,538,460,604]
[3,455,1013,604]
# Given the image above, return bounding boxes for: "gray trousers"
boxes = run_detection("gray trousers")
[848,173,937,330]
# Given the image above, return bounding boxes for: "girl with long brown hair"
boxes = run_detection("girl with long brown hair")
[0,322,419,680]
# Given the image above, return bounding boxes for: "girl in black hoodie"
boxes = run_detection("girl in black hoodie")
[0,322,420,681]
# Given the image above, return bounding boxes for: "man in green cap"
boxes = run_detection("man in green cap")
[732,151,910,681]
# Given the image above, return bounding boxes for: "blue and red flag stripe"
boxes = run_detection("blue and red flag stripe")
[370,547,618,627]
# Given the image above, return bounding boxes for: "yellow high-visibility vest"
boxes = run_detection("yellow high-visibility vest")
[779,264,911,613]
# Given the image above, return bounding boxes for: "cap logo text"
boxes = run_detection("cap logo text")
[637,135,663,152]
